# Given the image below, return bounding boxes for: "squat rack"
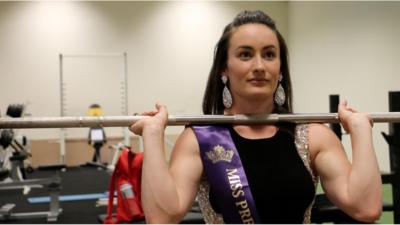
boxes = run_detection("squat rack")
[59,52,129,164]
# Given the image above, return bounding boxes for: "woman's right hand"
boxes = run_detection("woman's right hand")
[129,102,168,136]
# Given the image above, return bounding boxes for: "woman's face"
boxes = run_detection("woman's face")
[224,23,281,103]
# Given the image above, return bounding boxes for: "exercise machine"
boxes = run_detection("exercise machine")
[0,104,65,222]
[84,104,107,169]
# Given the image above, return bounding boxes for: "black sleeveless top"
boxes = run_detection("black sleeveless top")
[209,126,315,223]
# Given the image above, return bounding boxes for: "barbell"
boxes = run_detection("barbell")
[0,112,400,129]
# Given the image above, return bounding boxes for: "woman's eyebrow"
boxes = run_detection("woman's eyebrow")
[264,45,277,49]
[235,45,276,51]
[235,45,253,51]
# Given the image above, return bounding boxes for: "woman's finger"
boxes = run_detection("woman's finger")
[141,111,157,116]
[345,106,358,113]
[339,99,348,108]
[129,121,143,135]
[155,102,167,114]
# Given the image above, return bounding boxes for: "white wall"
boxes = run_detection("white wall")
[0,1,288,138]
[288,2,400,172]
[1,1,397,171]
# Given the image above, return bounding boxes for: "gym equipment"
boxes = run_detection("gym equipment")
[1,112,400,129]
[0,104,33,182]
[329,95,342,140]
[59,52,130,165]
[28,192,109,204]
[0,129,14,149]
[107,143,126,171]
[381,91,400,223]
[0,104,64,222]
[0,164,65,222]
[87,128,107,164]
[84,104,107,168]
[6,104,24,118]
[88,103,103,117]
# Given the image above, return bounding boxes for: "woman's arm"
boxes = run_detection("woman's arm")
[130,103,203,223]
[310,100,382,222]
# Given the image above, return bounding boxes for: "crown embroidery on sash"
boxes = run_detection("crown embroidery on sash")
[206,145,234,163]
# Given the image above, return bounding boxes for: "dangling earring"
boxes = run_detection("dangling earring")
[221,75,232,109]
[274,74,285,106]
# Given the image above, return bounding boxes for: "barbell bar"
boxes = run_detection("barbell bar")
[1,112,400,129]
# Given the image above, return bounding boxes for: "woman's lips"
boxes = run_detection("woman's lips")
[248,78,268,86]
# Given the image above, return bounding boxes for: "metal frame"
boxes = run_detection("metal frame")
[1,112,400,129]
[59,52,129,164]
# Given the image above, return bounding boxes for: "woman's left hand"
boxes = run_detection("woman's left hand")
[338,99,373,134]
[129,102,168,136]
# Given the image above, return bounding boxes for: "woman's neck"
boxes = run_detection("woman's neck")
[224,96,278,138]
[224,97,275,115]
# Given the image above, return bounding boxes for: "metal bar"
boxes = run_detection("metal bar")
[1,112,400,129]
[0,178,60,189]
[0,209,62,221]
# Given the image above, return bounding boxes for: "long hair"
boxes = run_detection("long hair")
[202,10,292,115]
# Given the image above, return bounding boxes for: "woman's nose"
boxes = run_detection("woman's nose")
[253,55,265,73]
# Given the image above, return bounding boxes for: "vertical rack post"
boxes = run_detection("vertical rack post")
[123,52,130,147]
[329,94,342,140]
[59,54,66,164]
[388,91,400,223]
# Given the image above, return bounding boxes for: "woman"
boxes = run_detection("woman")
[130,10,382,223]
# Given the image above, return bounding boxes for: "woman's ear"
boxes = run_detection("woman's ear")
[221,68,228,77]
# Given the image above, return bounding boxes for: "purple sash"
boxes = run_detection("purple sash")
[192,125,261,224]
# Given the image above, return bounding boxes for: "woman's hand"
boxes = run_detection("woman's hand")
[129,102,168,136]
[338,100,373,134]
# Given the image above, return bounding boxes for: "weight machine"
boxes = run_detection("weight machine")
[0,104,64,222]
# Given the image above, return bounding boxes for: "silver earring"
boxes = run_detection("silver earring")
[221,75,232,109]
[274,74,285,106]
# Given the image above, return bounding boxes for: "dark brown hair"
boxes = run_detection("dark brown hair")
[202,10,292,115]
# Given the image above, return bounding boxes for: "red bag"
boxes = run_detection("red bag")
[104,148,145,224]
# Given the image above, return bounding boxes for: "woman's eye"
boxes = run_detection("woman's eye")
[264,51,276,59]
[239,52,252,60]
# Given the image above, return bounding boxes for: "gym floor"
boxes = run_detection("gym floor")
[1,166,111,224]
[1,167,394,224]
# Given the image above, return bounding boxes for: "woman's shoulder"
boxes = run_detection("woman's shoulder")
[171,127,200,157]
[177,126,199,145]
[307,122,331,132]
[307,123,338,138]
[307,123,342,154]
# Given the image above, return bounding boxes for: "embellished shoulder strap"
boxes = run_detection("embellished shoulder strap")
[197,176,225,224]
[294,123,319,223]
